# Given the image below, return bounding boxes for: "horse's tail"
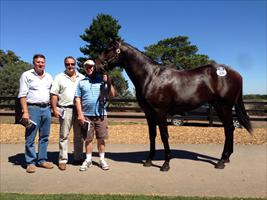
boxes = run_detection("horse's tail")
[234,92,253,134]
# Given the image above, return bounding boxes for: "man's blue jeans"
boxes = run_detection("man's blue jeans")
[25,105,51,165]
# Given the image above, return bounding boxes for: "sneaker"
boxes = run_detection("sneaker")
[26,164,36,173]
[79,160,92,171]
[99,159,109,170]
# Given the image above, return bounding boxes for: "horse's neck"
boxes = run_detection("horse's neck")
[121,45,158,90]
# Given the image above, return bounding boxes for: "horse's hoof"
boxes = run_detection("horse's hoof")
[215,160,226,169]
[143,159,152,167]
[160,162,170,172]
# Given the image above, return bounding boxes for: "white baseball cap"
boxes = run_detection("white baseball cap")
[83,59,95,67]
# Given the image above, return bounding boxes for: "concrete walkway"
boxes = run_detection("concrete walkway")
[0,143,266,197]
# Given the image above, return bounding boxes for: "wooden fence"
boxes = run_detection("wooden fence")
[0,96,266,125]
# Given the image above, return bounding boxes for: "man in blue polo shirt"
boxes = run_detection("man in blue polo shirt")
[75,59,115,171]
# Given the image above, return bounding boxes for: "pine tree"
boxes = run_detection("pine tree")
[78,14,132,97]
[144,36,209,70]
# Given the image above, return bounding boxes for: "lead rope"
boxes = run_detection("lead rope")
[97,78,109,119]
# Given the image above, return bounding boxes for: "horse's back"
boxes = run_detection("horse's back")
[205,64,242,102]
[168,64,243,105]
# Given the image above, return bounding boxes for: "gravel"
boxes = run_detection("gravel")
[0,123,266,144]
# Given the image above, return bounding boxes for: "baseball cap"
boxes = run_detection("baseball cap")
[83,59,95,67]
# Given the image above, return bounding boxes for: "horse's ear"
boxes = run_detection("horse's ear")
[108,38,113,43]
[108,38,117,48]
[108,37,121,48]
[115,40,121,48]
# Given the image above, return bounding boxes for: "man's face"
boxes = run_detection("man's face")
[64,58,76,75]
[33,57,45,74]
[84,64,95,76]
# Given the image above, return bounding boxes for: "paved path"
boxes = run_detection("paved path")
[0,144,266,197]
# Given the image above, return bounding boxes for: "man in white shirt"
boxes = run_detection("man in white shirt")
[18,54,54,173]
[50,56,84,170]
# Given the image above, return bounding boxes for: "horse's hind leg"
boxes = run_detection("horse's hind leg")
[143,114,157,167]
[213,104,235,169]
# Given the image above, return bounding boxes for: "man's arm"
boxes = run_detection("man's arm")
[51,95,60,118]
[109,84,116,97]
[74,97,84,125]
[103,74,116,97]
[20,97,29,122]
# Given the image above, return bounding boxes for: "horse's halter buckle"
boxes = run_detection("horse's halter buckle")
[116,49,121,54]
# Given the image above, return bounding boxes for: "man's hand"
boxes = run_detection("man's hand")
[53,108,61,118]
[103,74,108,83]
[21,112,30,125]
[77,114,85,125]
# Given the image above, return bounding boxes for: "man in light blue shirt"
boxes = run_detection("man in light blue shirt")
[18,54,53,173]
[75,59,115,171]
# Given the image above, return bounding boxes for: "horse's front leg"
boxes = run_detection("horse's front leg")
[158,118,171,172]
[143,115,157,167]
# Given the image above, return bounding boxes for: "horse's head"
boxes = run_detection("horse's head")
[95,40,122,73]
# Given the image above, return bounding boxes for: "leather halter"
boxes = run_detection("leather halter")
[99,44,121,67]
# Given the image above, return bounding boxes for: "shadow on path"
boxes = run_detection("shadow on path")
[8,149,219,170]
[105,149,219,169]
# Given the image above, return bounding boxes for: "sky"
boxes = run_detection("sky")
[0,0,266,94]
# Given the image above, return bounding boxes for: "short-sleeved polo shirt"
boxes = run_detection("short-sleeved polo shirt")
[18,69,53,104]
[75,75,107,116]
[50,71,85,106]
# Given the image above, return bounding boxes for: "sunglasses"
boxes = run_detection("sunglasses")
[84,65,94,68]
[65,63,75,66]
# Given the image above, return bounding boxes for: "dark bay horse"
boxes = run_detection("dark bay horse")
[95,40,253,171]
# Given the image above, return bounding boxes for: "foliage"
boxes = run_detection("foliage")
[0,50,20,67]
[243,94,267,100]
[78,13,121,72]
[78,14,132,97]
[144,36,209,70]
[0,50,32,97]
[79,14,121,59]
[109,68,133,97]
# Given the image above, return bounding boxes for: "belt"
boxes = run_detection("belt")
[59,105,74,108]
[27,103,50,107]
[85,116,106,120]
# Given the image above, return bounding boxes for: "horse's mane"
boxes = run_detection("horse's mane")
[123,42,161,66]
[122,42,185,71]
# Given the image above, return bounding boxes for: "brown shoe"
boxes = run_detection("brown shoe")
[39,162,54,169]
[58,163,66,170]
[26,164,36,173]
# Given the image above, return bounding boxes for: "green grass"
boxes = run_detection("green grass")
[0,193,264,200]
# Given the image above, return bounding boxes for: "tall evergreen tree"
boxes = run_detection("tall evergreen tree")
[144,36,209,70]
[0,50,32,96]
[78,14,132,97]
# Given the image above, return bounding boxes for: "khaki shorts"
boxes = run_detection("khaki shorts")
[81,116,108,141]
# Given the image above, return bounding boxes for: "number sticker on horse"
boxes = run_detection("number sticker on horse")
[216,66,227,76]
